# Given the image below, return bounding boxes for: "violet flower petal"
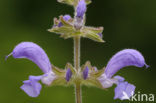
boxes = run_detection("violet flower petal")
[63,15,71,21]
[41,72,56,85]
[98,74,114,88]
[114,81,135,100]
[66,68,72,82]
[105,49,149,78]
[114,75,125,82]
[76,0,86,18]
[9,42,52,73]
[83,66,89,80]
[20,76,42,97]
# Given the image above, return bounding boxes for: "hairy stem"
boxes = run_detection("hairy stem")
[74,36,82,103]
[75,82,82,103]
[74,36,80,71]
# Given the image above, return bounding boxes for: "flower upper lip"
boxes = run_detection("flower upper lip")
[11,42,52,73]
[104,49,149,78]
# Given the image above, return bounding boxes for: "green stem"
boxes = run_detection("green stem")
[75,83,82,103]
[74,36,82,103]
[74,36,80,71]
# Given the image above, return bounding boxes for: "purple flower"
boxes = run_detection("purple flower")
[83,66,89,80]
[66,68,72,82]
[98,49,148,100]
[6,42,56,97]
[21,76,42,97]
[97,33,103,38]
[58,15,71,27]
[76,0,86,19]
[114,80,135,100]
[74,0,87,30]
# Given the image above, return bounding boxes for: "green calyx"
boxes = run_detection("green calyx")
[48,0,105,43]
[57,0,92,7]
[50,61,105,89]
[48,16,104,43]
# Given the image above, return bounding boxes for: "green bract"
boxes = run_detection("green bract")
[57,0,92,7]
[51,61,105,89]
[48,16,104,42]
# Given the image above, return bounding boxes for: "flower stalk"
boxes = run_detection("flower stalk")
[75,82,82,103]
[74,36,81,71]
[74,36,82,103]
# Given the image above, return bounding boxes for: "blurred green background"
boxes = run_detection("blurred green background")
[0,0,155,103]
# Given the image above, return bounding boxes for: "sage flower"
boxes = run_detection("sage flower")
[6,42,56,97]
[98,49,149,100]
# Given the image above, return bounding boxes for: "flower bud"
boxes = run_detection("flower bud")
[66,68,72,82]
[58,15,71,27]
[74,0,87,30]
[83,66,89,80]
[76,0,86,19]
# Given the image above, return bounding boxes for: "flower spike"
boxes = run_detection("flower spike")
[6,0,149,102]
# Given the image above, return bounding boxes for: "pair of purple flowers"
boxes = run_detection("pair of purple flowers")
[7,42,148,100]
[6,0,149,101]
